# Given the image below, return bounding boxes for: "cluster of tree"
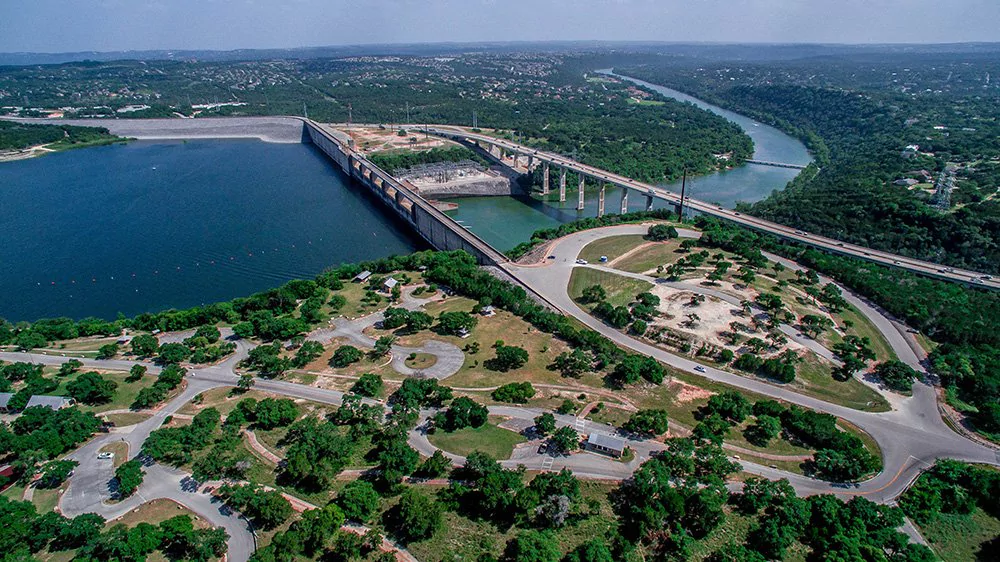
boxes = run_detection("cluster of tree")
[280,416,356,491]
[508,209,678,259]
[217,484,293,530]
[620,58,1000,275]
[646,223,679,241]
[491,382,536,403]
[731,477,935,562]
[368,145,488,174]
[434,397,488,432]
[143,407,222,466]
[0,120,121,151]
[485,343,529,372]
[381,307,433,334]
[65,371,117,405]
[0,406,102,481]
[694,216,1000,439]
[622,409,670,436]
[900,459,1000,526]
[0,495,228,562]
[0,361,58,411]
[442,452,588,530]
[131,363,185,409]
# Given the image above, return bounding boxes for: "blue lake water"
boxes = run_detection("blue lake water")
[0,139,421,321]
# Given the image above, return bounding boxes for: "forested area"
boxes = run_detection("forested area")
[0,120,120,151]
[0,53,752,183]
[618,52,1000,274]
[368,145,487,174]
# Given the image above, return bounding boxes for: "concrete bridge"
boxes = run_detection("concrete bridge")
[746,159,808,170]
[421,125,1000,291]
[303,120,508,266]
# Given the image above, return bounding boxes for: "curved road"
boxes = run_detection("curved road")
[3,231,997,559]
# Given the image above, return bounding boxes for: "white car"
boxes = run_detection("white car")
[575,259,588,265]
[97,452,114,460]
[694,365,706,373]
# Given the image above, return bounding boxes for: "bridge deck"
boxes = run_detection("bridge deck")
[422,125,999,291]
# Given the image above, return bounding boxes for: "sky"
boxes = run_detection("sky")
[1,0,998,53]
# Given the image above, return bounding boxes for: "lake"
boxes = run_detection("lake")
[0,139,421,321]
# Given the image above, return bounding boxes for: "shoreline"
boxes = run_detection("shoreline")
[0,137,130,163]
[2,116,306,144]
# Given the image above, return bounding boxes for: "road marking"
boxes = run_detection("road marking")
[541,457,554,471]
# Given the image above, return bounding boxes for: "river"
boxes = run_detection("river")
[0,139,421,322]
[445,72,812,251]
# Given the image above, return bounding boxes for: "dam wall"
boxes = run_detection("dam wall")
[6,116,307,143]
[303,120,508,266]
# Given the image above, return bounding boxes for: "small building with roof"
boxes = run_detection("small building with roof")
[586,432,627,458]
[25,395,74,410]
[382,277,399,293]
[0,393,13,412]
[354,270,372,283]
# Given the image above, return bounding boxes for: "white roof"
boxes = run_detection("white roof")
[383,278,399,288]
[355,270,372,280]
[587,432,626,452]
[26,395,73,410]
[0,393,13,408]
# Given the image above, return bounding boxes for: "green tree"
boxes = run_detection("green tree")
[549,426,579,455]
[623,409,670,436]
[254,398,298,430]
[96,343,119,360]
[351,373,384,397]
[647,224,679,241]
[439,397,488,431]
[157,342,190,364]
[504,530,561,562]
[125,364,147,383]
[65,372,117,405]
[551,349,591,378]
[580,285,607,304]
[37,459,78,489]
[391,488,442,542]
[486,344,529,372]
[115,460,144,498]
[336,480,381,522]
[329,345,363,368]
[416,450,451,478]
[491,382,536,403]
[873,361,919,392]
[130,334,160,357]
[534,412,557,435]
[57,359,83,377]
[436,311,478,336]
[744,415,782,447]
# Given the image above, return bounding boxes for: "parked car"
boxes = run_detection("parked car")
[97,452,114,460]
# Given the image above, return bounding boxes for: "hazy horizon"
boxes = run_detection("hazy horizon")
[1,0,998,54]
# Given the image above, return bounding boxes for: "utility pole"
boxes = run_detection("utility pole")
[347,103,352,129]
[678,168,687,222]
[405,102,410,123]
[473,110,478,129]
[302,102,308,120]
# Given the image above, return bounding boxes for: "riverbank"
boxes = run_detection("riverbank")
[0,136,129,163]
[2,116,306,144]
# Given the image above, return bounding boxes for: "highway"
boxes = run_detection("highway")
[420,126,1000,291]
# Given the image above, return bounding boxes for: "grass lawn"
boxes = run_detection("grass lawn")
[108,498,209,529]
[104,412,152,427]
[834,305,897,363]
[31,488,61,514]
[919,508,1000,562]
[427,420,526,460]
[615,239,686,273]
[585,404,633,428]
[405,352,437,370]
[578,234,647,264]
[47,368,156,415]
[178,388,278,417]
[568,267,653,308]
[795,354,889,412]
[99,441,130,468]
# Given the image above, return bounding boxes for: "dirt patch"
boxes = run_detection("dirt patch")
[672,380,715,404]
[652,287,741,349]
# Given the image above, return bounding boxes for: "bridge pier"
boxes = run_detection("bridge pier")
[645,193,654,212]
[577,175,586,211]
[598,185,606,217]
[542,162,550,195]
[620,187,629,215]
[559,168,567,202]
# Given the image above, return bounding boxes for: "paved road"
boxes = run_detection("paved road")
[501,224,999,500]
[422,126,1000,291]
[3,232,997,558]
